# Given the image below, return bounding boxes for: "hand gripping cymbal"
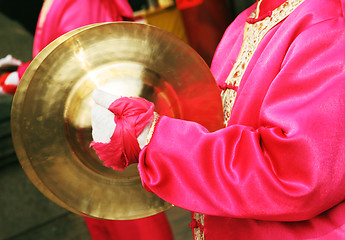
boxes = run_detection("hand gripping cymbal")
[11,22,223,220]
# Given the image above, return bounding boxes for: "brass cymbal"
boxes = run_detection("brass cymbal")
[11,22,224,220]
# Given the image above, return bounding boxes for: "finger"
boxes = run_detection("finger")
[91,104,116,143]
[92,88,120,108]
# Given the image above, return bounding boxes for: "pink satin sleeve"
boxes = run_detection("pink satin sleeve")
[138,18,345,222]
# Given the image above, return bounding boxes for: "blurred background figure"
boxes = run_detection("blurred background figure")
[0,0,256,94]
[0,0,134,95]
[32,0,134,57]
[175,0,232,65]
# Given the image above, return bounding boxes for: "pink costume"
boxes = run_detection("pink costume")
[1,0,134,93]
[33,0,133,57]
[138,0,345,239]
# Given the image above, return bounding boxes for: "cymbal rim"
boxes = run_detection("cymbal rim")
[11,23,106,215]
[11,22,223,220]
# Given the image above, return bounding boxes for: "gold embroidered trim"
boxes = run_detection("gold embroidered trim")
[255,0,263,19]
[146,112,160,144]
[193,212,205,240]
[221,0,304,126]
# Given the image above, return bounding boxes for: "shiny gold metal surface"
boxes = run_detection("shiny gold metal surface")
[11,22,224,220]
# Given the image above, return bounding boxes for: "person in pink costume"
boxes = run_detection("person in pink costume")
[91,0,345,239]
[0,0,134,94]
[32,0,133,58]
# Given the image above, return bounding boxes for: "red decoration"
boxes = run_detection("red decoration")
[175,0,203,10]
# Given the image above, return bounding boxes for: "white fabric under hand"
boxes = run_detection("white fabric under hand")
[92,88,119,108]
[91,104,116,143]
[137,118,153,149]
[91,89,119,143]
[91,88,152,148]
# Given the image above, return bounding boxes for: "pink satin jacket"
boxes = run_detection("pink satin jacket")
[33,0,133,57]
[139,0,345,239]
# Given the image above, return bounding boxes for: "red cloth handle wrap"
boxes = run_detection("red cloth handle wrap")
[91,97,154,171]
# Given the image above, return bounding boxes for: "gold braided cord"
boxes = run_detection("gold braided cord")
[221,0,305,126]
[193,1,305,239]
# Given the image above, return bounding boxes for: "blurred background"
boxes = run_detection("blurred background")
[0,0,254,239]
